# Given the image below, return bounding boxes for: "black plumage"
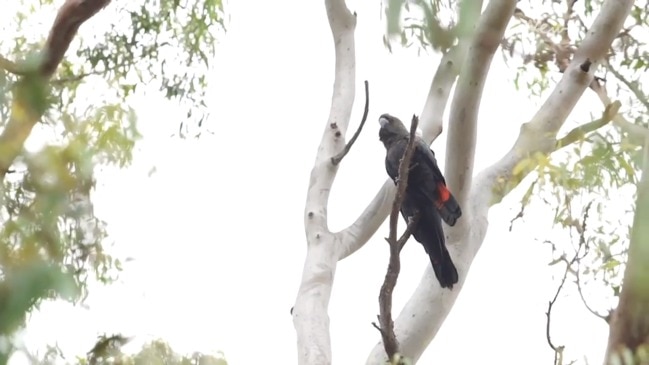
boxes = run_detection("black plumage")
[378,113,462,289]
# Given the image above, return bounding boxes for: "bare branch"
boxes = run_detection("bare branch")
[367,1,634,363]
[545,203,592,365]
[376,115,419,361]
[337,0,484,262]
[545,270,566,365]
[293,1,357,364]
[575,266,610,323]
[331,80,369,165]
[41,0,112,78]
[0,0,112,180]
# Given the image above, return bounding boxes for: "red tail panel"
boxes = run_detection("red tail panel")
[437,183,450,204]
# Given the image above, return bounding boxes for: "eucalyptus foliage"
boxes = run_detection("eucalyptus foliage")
[0,0,225,362]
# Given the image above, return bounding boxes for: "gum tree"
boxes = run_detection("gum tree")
[292,0,643,364]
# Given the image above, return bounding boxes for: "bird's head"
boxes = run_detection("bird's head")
[378,113,409,148]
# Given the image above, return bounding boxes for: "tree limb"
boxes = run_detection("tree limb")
[331,80,369,165]
[605,138,649,364]
[336,0,484,262]
[367,0,634,363]
[293,1,357,364]
[0,0,112,179]
[510,2,648,148]
[0,55,29,75]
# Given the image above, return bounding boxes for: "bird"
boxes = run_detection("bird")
[378,113,462,289]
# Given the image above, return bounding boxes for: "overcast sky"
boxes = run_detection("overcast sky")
[7,0,617,364]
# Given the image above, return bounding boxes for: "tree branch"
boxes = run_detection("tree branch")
[605,138,649,363]
[336,0,484,262]
[374,115,419,362]
[545,203,592,365]
[293,1,357,364]
[575,262,610,324]
[331,80,369,165]
[554,100,621,150]
[367,0,634,363]
[545,267,567,365]
[0,55,29,75]
[0,0,112,179]
[445,0,517,227]
[586,68,649,146]
[510,2,648,148]
[603,60,649,114]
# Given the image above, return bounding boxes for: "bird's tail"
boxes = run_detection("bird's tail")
[435,183,462,226]
[428,244,459,289]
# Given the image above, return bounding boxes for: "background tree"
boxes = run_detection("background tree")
[14,336,228,365]
[292,0,645,364]
[0,0,224,362]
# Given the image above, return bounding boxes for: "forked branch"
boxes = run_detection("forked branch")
[374,115,419,362]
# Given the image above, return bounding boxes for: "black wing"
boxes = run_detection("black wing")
[385,137,462,226]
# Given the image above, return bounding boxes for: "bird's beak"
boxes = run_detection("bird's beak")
[379,116,390,128]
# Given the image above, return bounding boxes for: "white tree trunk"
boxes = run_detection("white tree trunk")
[292,1,356,365]
[604,139,649,362]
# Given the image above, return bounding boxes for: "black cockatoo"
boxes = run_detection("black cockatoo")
[378,113,462,289]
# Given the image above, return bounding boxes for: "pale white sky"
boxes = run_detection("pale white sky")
[5,0,621,364]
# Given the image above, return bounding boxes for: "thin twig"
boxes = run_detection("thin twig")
[575,265,611,323]
[374,115,419,362]
[397,212,420,253]
[604,60,649,113]
[573,201,611,323]
[545,202,593,365]
[331,80,370,165]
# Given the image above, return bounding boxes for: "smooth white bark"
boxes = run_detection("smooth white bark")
[292,1,356,364]
[366,0,634,363]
